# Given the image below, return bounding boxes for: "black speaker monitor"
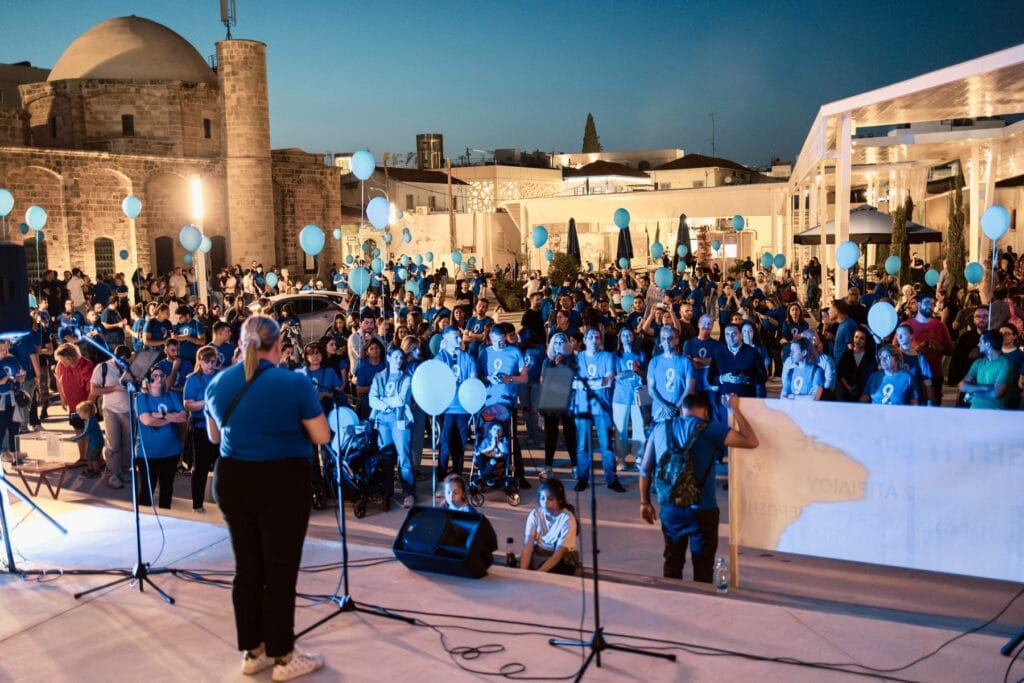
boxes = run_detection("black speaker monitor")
[393,506,498,579]
[0,243,32,341]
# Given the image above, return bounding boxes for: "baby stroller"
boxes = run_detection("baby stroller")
[467,403,521,508]
[320,416,395,518]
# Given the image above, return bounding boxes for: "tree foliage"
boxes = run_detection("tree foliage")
[945,181,967,290]
[548,252,580,287]
[890,195,913,285]
[582,113,602,153]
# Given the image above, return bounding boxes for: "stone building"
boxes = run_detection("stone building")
[0,15,339,279]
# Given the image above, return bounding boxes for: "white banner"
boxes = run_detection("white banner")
[731,399,1024,582]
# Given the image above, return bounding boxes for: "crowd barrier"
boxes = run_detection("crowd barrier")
[728,399,1024,584]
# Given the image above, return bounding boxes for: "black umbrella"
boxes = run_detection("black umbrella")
[672,213,694,271]
[616,225,634,263]
[567,217,581,265]
[793,205,942,245]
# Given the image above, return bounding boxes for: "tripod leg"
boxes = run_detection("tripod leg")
[141,576,175,605]
[73,572,131,599]
[1002,627,1024,657]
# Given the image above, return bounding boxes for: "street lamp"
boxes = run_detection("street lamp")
[191,175,209,306]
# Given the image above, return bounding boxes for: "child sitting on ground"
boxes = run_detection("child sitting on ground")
[443,473,474,512]
[66,400,105,478]
[520,478,581,575]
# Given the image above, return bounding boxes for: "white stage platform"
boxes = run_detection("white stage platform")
[0,499,1018,682]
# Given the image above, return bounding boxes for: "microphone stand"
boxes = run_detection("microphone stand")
[549,373,674,681]
[297,400,414,639]
[70,332,175,604]
[0,461,69,574]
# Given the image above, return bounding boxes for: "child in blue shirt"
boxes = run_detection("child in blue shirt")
[67,400,105,478]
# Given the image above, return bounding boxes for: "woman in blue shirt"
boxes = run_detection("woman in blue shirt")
[0,340,26,457]
[862,345,919,406]
[206,316,330,680]
[296,343,344,412]
[136,366,187,508]
[780,337,824,400]
[183,345,220,512]
[369,347,414,507]
[611,328,647,471]
[353,338,386,419]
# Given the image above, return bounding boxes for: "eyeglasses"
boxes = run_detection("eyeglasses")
[150,373,165,379]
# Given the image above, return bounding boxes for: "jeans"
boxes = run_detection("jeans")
[137,455,178,508]
[520,382,543,447]
[409,403,426,476]
[20,379,38,426]
[214,457,311,658]
[378,417,413,496]
[543,412,577,468]
[439,413,469,477]
[612,401,645,462]
[0,404,17,452]
[102,410,132,479]
[661,507,720,583]
[190,424,219,509]
[574,410,617,485]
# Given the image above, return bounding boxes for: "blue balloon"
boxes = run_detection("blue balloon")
[836,240,860,270]
[654,266,673,289]
[119,249,129,260]
[400,255,410,266]
[458,377,487,415]
[414,255,423,266]
[350,267,371,295]
[265,272,279,289]
[332,228,342,240]
[676,262,687,273]
[28,292,36,308]
[711,239,722,251]
[452,250,462,264]
[981,205,1011,241]
[25,205,47,231]
[405,279,421,296]
[677,244,689,258]
[411,359,457,416]
[383,232,393,244]
[924,269,940,287]
[345,254,354,265]
[397,267,408,280]
[121,194,142,219]
[650,242,664,259]
[18,222,28,235]
[183,253,194,265]
[532,225,548,248]
[774,253,786,269]
[732,215,745,231]
[614,208,630,229]
[402,230,412,244]
[964,261,984,285]
[621,294,635,312]
[351,150,375,181]
[179,224,202,252]
[618,257,629,269]
[372,248,381,258]
[367,196,390,230]
[544,249,554,262]
[425,251,434,263]
[199,235,212,254]
[761,253,774,269]
[884,255,901,276]
[371,257,384,274]
[299,224,325,257]
[868,301,898,338]
[0,189,13,217]
[468,256,476,266]
[733,280,743,290]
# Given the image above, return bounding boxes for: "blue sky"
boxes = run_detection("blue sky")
[4,1,1022,166]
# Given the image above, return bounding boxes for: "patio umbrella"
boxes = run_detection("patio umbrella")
[567,217,581,265]
[672,213,694,271]
[616,225,634,263]
[793,205,942,245]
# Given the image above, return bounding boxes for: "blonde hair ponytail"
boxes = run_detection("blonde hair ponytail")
[239,315,280,380]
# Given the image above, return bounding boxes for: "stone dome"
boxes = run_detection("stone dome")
[48,16,216,84]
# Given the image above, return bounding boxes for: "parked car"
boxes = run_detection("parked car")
[250,292,347,343]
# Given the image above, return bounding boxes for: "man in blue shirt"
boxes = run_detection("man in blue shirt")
[709,326,767,399]
[683,315,722,409]
[174,306,206,364]
[464,298,494,358]
[572,328,622,493]
[143,304,173,352]
[639,393,758,583]
[830,299,858,367]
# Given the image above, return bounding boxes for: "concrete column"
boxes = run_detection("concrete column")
[817,163,830,305]
[968,144,981,263]
[834,114,853,298]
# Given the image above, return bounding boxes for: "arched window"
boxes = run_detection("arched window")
[94,237,115,278]
[210,235,227,273]
[24,234,48,282]
[155,236,174,276]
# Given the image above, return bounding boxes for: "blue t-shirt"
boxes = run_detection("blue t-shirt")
[215,341,236,369]
[0,357,24,399]
[523,346,545,384]
[131,317,147,352]
[647,353,695,422]
[833,318,857,365]
[143,318,173,350]
[682,337,721,392]
[782,363,824,398]
[57,311,84,339]
[466,315,494,356]
[656,417,731,517]
[435,348,480,413]
[572,350,614,414]
[183,372,217,424]
[100,307,126,346]
[205,360,322,461]
[135,392,184,459]
[477,345,525,406]
[175,320,205,362]
[11,338,37,382]
[296,365,343,398]
[1002,348,1024,402]
[864,370,918,405]
[354,359,386,389]
[155,358,193,393]
[612,350,646,405]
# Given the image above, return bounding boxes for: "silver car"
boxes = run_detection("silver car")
[250,292,348,343]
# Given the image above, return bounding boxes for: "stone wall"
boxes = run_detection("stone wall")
[0,108,29,147]
[271,149,341,274]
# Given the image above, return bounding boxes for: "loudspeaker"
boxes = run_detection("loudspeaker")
[537,364,574,413]
[393,506,498,579]
[0,243,31,340]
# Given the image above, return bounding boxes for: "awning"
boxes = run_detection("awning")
[793,204,943,245]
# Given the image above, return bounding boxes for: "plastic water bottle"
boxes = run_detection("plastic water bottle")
[506,537,517,568]
[713,556,729,593]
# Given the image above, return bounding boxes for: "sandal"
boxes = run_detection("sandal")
[68,459,89,469]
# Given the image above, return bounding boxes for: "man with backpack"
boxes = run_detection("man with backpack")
[638,392,758,583]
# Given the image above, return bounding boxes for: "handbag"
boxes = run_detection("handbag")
[14,388,31,408]
[654,418,712,508]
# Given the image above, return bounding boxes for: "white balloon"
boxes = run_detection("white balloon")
[457,377,487,414]
[411,359,456,416]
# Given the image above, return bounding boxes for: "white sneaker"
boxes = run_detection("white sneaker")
[242,650,273,675]
[272,651,324,681]
[402,495,415,509]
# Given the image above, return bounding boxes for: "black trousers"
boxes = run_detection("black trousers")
[137,456,178,508]
[662,507,720,583]
[214,457,311,658]
[189,425,219,509]
[543,412,577,468]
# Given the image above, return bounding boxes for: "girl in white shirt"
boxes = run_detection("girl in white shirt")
[520,478,581,575]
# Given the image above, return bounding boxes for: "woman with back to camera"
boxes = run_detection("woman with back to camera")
[206,316,331,681]
[183,345,221,513]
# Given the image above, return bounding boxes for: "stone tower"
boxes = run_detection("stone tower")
[216,39,275,265]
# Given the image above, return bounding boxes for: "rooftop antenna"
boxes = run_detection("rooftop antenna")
[709,112,717,157]
[220,0,237,40]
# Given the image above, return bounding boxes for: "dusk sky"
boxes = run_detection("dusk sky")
[5,1,1022,167]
